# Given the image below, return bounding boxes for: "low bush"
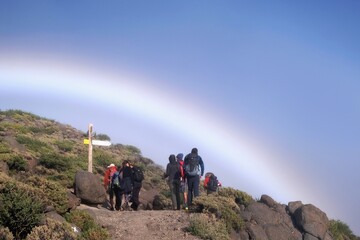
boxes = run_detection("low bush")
[329,219,357,240]
[26,219,76,240]
[38,153,71,172]
[188,213,229,240]
[94,133,111,141]
[26,176,68,214]
[65,210,110,240]
[15,135,51,154]
[7,155,27,171]
[93,150,117,169]
[0,226,14,240]
[193,194,244,233]
[218,187,254,207]
[54,140,74,152]
[0,141,10,154]
[0,182,43,239]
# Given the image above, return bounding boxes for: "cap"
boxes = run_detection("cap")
[108,163,115,168]
[176,153,184,161]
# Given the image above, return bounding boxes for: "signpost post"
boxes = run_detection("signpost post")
[85,124,111,173]
[88,124,93,173]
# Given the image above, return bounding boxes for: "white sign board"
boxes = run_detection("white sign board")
[91,140,111,147]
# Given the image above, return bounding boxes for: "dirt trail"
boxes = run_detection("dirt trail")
[77,204,200,240]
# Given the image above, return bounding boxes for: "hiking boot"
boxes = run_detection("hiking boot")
[110,207,115,211]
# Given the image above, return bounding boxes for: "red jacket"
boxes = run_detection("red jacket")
[178,160,185,179]
[103,165,117,188]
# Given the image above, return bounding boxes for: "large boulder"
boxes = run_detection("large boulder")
[74,170,106,204]
[260,194,277,208]
[242,201,302,240]
[288,201,303,215]
[293,204,329,239]
[265,223,302,240]
[245,202,283,225]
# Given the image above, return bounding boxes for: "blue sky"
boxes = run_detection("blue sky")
[1,1,359,234]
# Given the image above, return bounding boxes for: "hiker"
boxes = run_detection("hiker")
[104,163,117,210]
[111,165,123,211]
[130,162,144,210]
[163,154,181,210]
[184,147,204,206]
[204,172,219,195]
[120,160,134,210]
[177,153,188,210]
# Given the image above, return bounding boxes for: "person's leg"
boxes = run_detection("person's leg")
[187,176,195,206]
[174,181,181,210]
[193,175,200,198]
[131,185,141,210]
[183,180,188,209]
[168,181,177,210]
[109,188,115,210]
[114,188,122,211]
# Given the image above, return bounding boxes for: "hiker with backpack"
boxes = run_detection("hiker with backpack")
[120,160,134,210]
[130,162,144,211]
[104,163,117,210]
[163,154,181,210]
[204,172,219,195]
[184,148,204,206]
[111,165,123,211]
[177,153,188,210]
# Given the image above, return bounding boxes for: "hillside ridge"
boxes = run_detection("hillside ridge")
[0,109,358,240]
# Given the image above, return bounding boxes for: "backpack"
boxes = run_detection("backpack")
[185,154,200,176]
[204,173,218,192]
[112,172,121,188]
[133,167,144,182]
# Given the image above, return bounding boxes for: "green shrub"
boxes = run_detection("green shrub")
[329,219,357,240]
[26,219,76,240]
[0,142,10,154]
[65,210,110,240]
[38,153,71,172]
[15,135,52,154]
[151,175,162,185]
[218,187,254,207]
[0,182,43,239]
[26,176,68,214]
[0,226,14,240]
[188,213,229,240]
[93,150,117,168]
[193,194,244,233]
[54,140,74,152]
[94,134,110,141]
[7,155,27,171]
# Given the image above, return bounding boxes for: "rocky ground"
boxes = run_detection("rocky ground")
[77,204,200,240]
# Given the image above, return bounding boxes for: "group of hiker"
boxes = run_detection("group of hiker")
[103,147,220,211]
[163,147,221,210]
[103,160,144,211]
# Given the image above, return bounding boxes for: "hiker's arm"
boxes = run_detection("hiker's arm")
[199,157,204,176]
[163,164,170,179]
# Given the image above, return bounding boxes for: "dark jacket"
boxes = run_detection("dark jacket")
[164,154,181,182]
[120,166,133,193]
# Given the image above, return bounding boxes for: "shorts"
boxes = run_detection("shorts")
[180,181,188,193]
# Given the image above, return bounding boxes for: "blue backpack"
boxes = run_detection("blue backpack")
[111,172,121,188]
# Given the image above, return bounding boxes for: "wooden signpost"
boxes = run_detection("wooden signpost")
[85,124,111,173]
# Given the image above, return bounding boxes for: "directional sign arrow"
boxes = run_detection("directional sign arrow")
[91,140,112,147]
